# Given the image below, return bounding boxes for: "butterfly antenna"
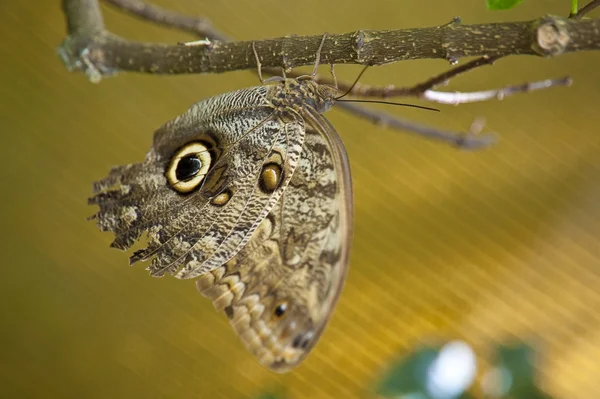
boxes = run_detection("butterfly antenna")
[335,67,438,112]
[337,99,440,112]
[335,66,369,100]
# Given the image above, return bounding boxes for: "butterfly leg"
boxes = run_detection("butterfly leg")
[296,33,329,82]
[329,64,338,89]
[252,41,286,84]
[310,33,328,79]
[252,41,266,84]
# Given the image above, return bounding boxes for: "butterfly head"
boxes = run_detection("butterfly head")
[275,78,341,115]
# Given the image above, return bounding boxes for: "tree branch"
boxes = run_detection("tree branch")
[571,0,600,19]
[421,76,572,104]
[62,0,104,35]
[60,0,600,78]
[334,56,504,98]
[335,102,495,150]
[103,0,229,41]
[57,0,586,150]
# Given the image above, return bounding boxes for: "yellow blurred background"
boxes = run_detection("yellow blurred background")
[2,1,599,398]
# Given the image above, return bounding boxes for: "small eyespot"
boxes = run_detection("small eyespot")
[259,163,283,193]
[166,142,212,193]
[211,189,232,206]
[223,305,234,320]
[273,301,288,319]
[292,330,314,349]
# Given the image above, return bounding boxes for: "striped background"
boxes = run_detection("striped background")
[2,1,599,398]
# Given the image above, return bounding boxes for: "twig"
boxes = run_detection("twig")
[60,0,600,76]
[335,56,503,98]
[314,56,571,105]
[336,102,495,150]
[421,76,573,105]
[61,0,579,105]
[62,0,104,34]
[103,0,229,41]
[58,0,585,149]
[570,0,600,19]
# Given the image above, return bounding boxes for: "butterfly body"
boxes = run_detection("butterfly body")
[90,77,353,372]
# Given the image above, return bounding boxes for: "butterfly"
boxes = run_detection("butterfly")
[89,39,353,372]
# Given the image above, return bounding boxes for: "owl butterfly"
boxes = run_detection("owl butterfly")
[89,39,352,372]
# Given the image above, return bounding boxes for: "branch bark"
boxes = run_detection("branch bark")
[571,0,600,19]
[57,0,593,149]
[103,0,229,41]
[60,0,600,78]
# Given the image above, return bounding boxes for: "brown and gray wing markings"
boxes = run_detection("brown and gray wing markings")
[89,86,305,278]
[196,105,353,371]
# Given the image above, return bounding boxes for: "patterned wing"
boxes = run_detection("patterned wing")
[89,86,305,279]
[196,108,353,372]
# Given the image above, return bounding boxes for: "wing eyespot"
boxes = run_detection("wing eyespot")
[273,301,288,319]
[210,189,232,207]
[259,163,283,193]
[292,330,314,349]
[166,142,212,193]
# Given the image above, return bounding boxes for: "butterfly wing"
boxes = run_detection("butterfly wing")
[90,79,352,371]
[89,86,305,278]
[196,107,353,372]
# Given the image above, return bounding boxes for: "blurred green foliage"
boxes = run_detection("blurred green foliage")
[486,0,524,10]
[488,343,553,399]
[374,342,553,399]
[376,346,441,398]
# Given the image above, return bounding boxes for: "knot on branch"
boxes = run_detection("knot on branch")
[440,16,463,64]
[58,33,116,83]
[532,16,571,57]
[352,30,367,64]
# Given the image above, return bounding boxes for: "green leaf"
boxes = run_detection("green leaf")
[489,343,555,399]
[486,0,523,10]
[375,346,439,397]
